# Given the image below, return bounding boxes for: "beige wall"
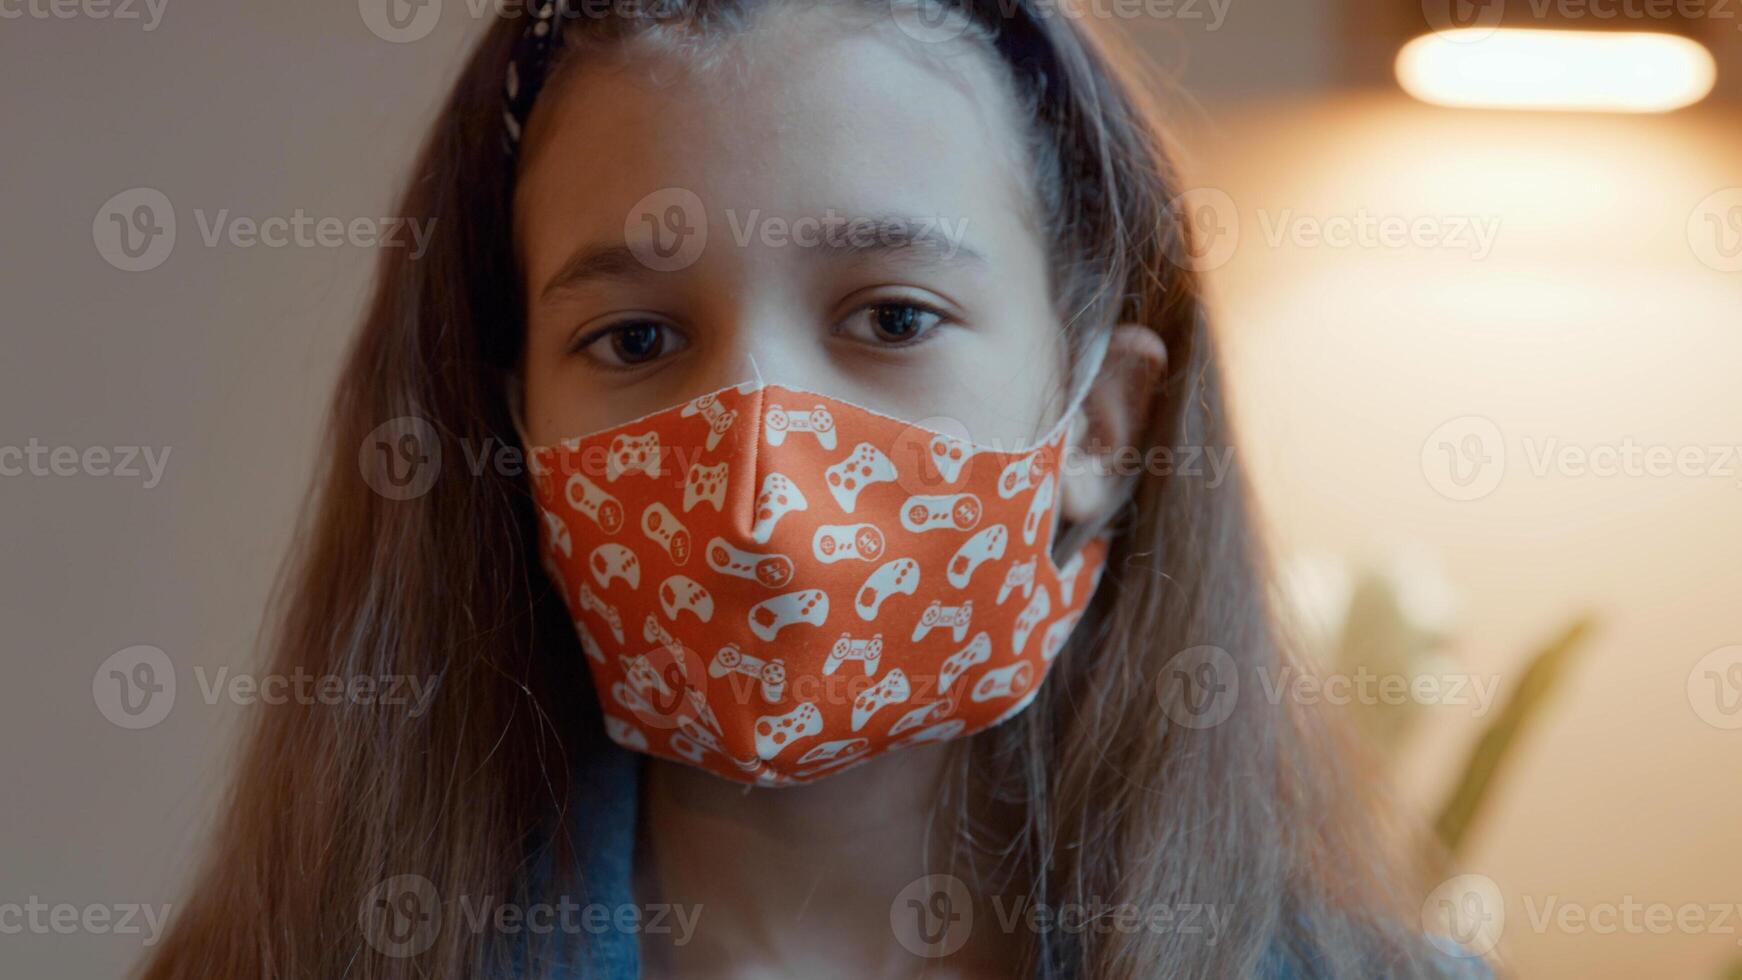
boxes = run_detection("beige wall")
[1,4,1735,979]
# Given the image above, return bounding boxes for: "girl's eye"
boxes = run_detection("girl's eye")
[573,321,687,369]
[841,301,947,347]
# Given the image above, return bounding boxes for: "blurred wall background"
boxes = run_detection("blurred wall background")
[1,3,1737,978]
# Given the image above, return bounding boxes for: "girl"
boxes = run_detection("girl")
[143,1,1470,977]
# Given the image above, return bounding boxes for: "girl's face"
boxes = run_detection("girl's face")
[513,7,1070,457]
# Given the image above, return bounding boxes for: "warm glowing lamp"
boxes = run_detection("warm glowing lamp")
[1396,28,1717,113]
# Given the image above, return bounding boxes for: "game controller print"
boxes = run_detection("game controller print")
[529,380,1109,786]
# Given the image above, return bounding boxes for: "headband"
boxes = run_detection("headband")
[501,0,567,155]
[500,0,1066,160]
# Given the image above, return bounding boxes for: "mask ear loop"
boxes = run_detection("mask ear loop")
[1049,325,1140,565]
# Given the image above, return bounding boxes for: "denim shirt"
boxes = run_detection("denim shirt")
[527,723,1486,980]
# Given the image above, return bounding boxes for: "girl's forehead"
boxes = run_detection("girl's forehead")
[512,12,1040,271]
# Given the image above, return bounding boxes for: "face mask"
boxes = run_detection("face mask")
[526,371,1112,787]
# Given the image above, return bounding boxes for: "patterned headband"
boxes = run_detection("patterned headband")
[501,0,567,156]
[501,1,1062,159]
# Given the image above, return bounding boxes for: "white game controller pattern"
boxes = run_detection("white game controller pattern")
[748,588,829,642]
[565,473,625,534]
[526,381,1110,785]
[764,404,837,450]
[812,523,885,564]
[659,575,715,623]
[937,632,992,695]
[900,493,983,533]
[683,461,728,513]
[709,643,787,703]
[705,537,795,589]
[577,583,625,643]
[825,442,896,512]
[911,599,973,643]
[589,542,640,589]
[754,702,824,760]
[926,434,978,484]
[641,502,692,565]
[856,558,919,620]
[886,697,956,738]
[824,632,883,676]
[751,473,807,545]
[606,431,662,481]
[852,668,911,731]
[540,508,573,558]
[1012,585,1052,655]
[680,393,738,451]
[947,525,1008,589]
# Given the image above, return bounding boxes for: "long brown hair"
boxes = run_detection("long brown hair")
[141,2,1440,977]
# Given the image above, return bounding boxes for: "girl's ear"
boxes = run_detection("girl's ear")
[1059,323,1168,528]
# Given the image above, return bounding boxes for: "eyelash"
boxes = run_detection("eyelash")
[564,299,954,368]
[835,298,952,348]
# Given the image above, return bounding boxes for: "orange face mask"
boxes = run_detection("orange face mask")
[528,380,1110,786]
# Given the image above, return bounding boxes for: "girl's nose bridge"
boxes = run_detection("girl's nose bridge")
[701,313,830,392]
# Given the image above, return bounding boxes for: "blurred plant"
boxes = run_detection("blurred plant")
[1278,551,1594,870]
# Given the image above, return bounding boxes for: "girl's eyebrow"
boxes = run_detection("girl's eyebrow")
[539,212,987,302]
[540,243,651,303]
[811,213,986,265]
